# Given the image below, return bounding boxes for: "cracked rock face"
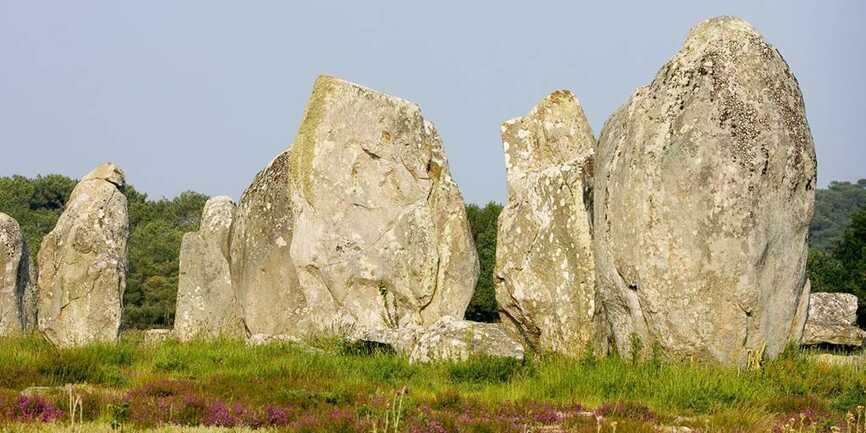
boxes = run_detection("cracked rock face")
[37,163,129,347]
[802,293,866,347]
[0,213,27,335]
[230,150,312,336]
[175,196,243,340]
[494,90,598,354]
[286,76,479,333]
[593,17,816,364]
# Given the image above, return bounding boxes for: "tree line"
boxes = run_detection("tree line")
[1,174,864,328]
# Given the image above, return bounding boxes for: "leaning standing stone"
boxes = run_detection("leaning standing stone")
[495,90,598,354]
[593,17,816,364]
[37,163,129,347]
[230,150,310,337]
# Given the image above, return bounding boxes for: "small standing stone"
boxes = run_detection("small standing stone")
[174,196,243,340]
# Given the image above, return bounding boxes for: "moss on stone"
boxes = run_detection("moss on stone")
[291,75,336,206]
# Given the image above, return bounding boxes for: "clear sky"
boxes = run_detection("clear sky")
[1,1,864,204]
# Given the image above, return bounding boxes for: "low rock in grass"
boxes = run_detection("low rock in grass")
[409,316,525,363]
[351,316,525,363]
[802,292,866,347]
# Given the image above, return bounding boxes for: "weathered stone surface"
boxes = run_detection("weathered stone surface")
[0,212,27,335]
[230,150,312,336]
[593,17,816,364]
[351,317,524,363]
[408,316,525,363]
[286,76,479,333]
[174,196,243,340]
[801,292,866,346]
[37,163,129,347]
[495,90,597,354]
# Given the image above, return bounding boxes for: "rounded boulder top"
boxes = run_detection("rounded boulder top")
[200,196,236,232]
[685,16,759,42]
[81,163,126,188]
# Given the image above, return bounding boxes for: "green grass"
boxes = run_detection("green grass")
[0,333,864,432]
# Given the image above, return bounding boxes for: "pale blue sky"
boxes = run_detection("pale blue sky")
[1,1,864,204]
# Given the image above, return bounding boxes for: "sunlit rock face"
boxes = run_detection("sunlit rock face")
[495,90,599,354]
[37,163,129,347]
[230,149,312,337]
[286,75,479,334]
[593,17,816,365]
[0,212,27,335]
[801,293,866,347]
[175,196,244,340]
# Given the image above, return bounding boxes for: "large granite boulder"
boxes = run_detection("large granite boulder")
[495,90,598,354]
[174,196,243,340]
[229,150,311,336]
[286,76,479,333]
[801,292,866,347]
[0,213,27,334]
[37,163,129,347]
[593,17,816,364]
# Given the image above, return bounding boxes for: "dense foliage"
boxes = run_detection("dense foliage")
[809,179,866,251]
[464,202,502,322]
[0,174,207,330]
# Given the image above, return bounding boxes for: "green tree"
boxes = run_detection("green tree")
[0,174,76,260]
[808,204,866,326]
[810,180,866,250]
[464,202,502,322]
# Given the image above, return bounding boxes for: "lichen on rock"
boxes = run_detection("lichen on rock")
[495,90,599,354]
[593,17,816,364]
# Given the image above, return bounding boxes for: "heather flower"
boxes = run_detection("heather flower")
[14,396,64,423]
[265,405,290,427]
[204,401,237,427]
[411,419,448,433]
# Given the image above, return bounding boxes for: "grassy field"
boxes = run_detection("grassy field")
[0,333,864,432]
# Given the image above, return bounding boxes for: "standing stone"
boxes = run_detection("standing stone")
[230,150,310,337]
[495,90,598,354]
[593,17,816,364]
[37,163,129,347]
[801,293,866,347]
[287,75,479,333]
[0,213,27,335]
[174,196,243,340]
